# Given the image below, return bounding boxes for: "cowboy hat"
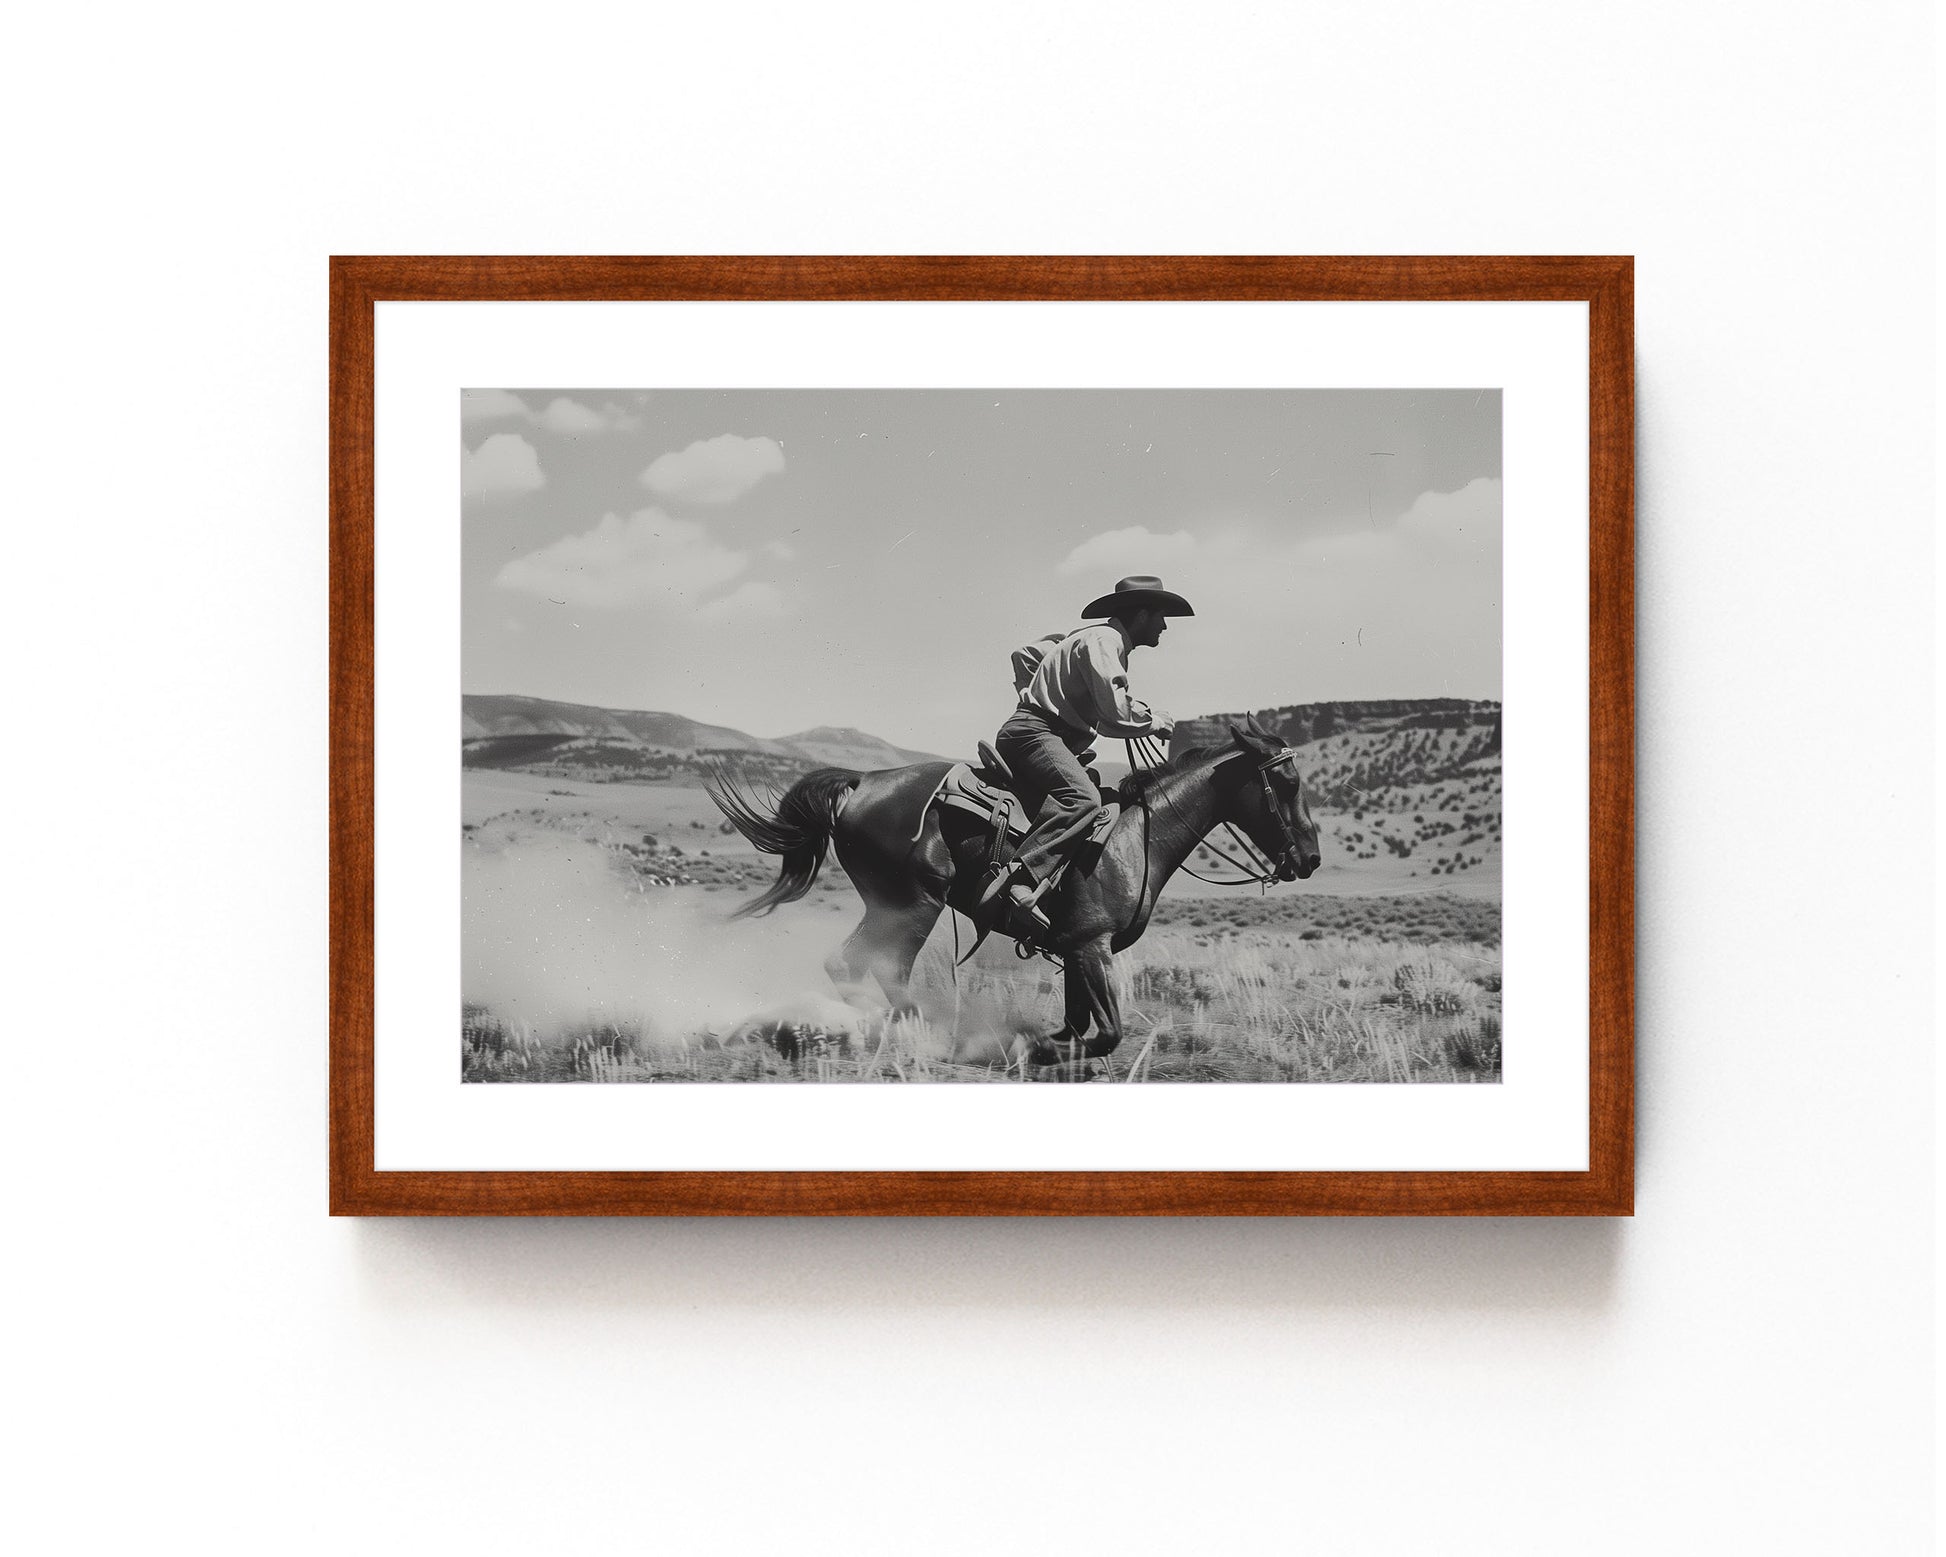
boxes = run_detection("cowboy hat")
[1081,574,1196,619]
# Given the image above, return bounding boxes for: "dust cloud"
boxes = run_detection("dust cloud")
[462,835,852,1042]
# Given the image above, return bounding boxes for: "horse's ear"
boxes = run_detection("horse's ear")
[1230,721,1277,757]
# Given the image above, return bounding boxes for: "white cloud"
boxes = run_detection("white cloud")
[462,389,530,422]
[494,508,751,610]
[463,433,545,497]
[462,390,638,434]
[763,539,797,562]
[1395,476,1501,556]
[641,434,786,504]
[537,397,611,435]
[693,581,785,621]
[538,396,640,435]
[1287,477,1502,567]
[1056,525,1199,579]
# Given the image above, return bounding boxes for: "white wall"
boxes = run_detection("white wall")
[11,4,1933,1553]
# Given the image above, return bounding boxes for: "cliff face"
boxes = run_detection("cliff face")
[1173,698,1501,756]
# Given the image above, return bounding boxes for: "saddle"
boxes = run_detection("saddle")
[924,741,1119,892]
[928,747,1027,865]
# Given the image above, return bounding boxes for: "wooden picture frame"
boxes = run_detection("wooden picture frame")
[331,255,1633,1215]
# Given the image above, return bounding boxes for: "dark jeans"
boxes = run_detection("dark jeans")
[995,705,1105,884]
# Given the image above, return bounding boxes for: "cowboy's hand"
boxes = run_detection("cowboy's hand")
[1148,708,1176,739]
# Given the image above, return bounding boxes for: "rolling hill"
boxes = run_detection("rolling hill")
[461,694,946,782]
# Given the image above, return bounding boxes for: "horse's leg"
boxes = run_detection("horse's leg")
[1025,934,1123,1065]
[822,830,905,999]
[1069,935,1126,1058]
[869,898,944,1017]
[823,916,872,996]
[828,898,942,1019]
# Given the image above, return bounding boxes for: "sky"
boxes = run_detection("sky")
[462,388,1502,757]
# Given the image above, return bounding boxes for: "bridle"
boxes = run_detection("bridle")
[1252,748,1312,882]
[1124,736,1312,888]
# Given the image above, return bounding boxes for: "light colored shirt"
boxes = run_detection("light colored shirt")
[1017,621,1159,739]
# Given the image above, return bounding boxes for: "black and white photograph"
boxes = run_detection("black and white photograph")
[461,386,1504,1082]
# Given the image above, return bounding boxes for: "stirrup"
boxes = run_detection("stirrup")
[975,860,1024,910]
[1005,897,1052,940]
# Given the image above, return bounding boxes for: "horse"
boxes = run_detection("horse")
[706,717,1321,1066]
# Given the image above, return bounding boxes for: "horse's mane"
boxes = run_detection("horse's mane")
[1113,742,1234,800]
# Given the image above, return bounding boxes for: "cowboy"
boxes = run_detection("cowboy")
[979,574,1193,935]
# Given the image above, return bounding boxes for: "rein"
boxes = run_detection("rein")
[1122,736,1305,889]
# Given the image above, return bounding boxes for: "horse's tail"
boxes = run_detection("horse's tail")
[706,766,860,920]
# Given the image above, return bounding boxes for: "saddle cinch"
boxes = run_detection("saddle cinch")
[925,741,1120,888]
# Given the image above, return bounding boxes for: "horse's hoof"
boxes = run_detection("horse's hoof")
[1024,1034,1085,1067]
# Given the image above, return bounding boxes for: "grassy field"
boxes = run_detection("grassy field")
[462,888,1500,1085]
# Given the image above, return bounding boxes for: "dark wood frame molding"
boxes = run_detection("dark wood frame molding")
[330,255,1633,1216]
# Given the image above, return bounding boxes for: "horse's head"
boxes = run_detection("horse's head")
[1225,718,1322,882]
